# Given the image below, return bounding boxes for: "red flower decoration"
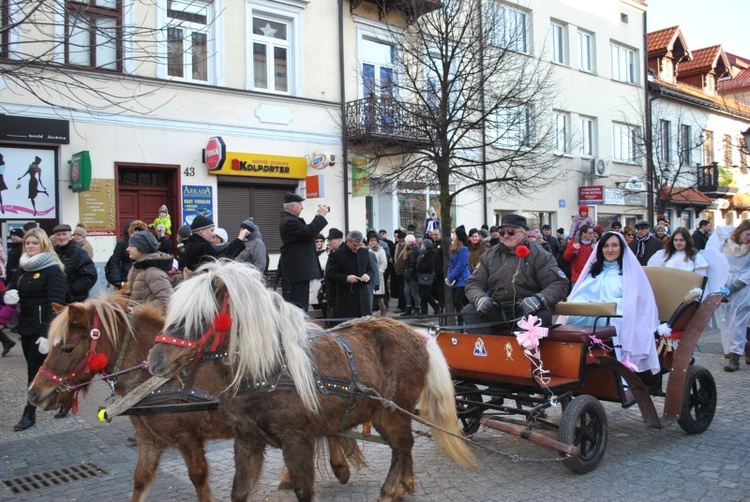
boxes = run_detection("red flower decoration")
[88,353,109,372]
[515,245,530,258]
[213,312,233,332]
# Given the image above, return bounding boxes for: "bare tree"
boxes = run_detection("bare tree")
[347,0,561,291]
[1,0,218,114]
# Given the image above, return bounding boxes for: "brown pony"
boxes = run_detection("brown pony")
[27,294,362,502]
[147,260,475,502]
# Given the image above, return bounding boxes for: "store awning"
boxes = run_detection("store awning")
[659,186,713,206]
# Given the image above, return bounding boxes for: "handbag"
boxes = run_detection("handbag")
[418,272,434,286]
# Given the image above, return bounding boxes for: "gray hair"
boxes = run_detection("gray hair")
[283,202,296,210]
[347,230,364,244]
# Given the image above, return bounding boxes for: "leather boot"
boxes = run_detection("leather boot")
[1,330,16,357]
[744,344,750,365]
[379,298,388,316]
[400,307,412,317]
[54,407,70,419]
[724,353,740,372]
[14,404,36,431]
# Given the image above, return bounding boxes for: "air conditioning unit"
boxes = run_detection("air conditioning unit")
[589,158,610,177]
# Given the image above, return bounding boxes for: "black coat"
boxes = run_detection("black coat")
[5,241,22,285]
[105,238,132,286]
[417,249,436,275]
[182,234,245,271]
[55,242,98,302]
[692,229,709,251]
[629,235,665,266]
[325,245,374,318]
[404,245,419,281]
[12,263,68,337]
[279,211,327,283]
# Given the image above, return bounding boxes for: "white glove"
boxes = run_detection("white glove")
[3,289,19,306]
[475,295,493,315]
[36,337,50,355]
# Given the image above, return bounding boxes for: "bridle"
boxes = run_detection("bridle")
[37,312,105,388]
[154,295,231,359]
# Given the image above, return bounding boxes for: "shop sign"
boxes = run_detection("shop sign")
[69,151,92,192]
[77,179,116,236]
[182,185,214,226]
[0,146,57,218]
[604,188,647,206]
[578,185,604,205]
[0,115,69,144]
[204,137,226,170]
[208,151,306,180]
[352,156,369,197]
[306,175,325,198]
[307,152,336,170]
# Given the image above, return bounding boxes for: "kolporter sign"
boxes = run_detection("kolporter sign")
[207,151,306,179]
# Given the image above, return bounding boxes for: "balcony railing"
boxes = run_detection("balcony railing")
[697,162,719,192]
[346,96,432,149]
[351,0,442,24]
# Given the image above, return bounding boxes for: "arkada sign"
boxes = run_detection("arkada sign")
[207,151,307,180]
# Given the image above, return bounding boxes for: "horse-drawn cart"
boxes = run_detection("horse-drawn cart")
[436,267,720,473]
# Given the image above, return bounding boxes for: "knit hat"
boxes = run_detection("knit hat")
[421,238,433,250]
[366,230,378,241]
[478,229,489,238]
[579,204,589,215]
[455,225,468,244]
[611,220,622,229]
[191,215,214,232]
[158,205,168,214]
[527,230,537,238]
[177,225,191,239]
[10,228,24,239]
[129,231,159,253]
[404,234,416,244]
[240,218,257,233]
[214,227,228,243]
[23,222,38,231]
[73,227,87,238]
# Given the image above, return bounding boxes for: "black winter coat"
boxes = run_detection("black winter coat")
[55,242,98,302]
[279,211,327,283]
[182,234,245,271]
[13,263,68,337]
[325,245,374,318]
[5,242,22,284]
[417,249,436,275]
[105,238,131,286]
[404,245,419,281]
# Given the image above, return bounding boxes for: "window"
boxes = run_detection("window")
[495,104,532,149]
[396,181,455,231]
[578,30,594,72]
[580,116,595,158]
[549,22,566,65]
[613,123,638,163]
[425,48,460,109]
[659,120,671,164]
[489,3,529,54]
[703,130,714,164]
[166,0,212,82]
[680,124,692,166]
[65,0,121,70]
[553,111,569,154]
[251,15,291,93]
[723,134,733,166]
[610,43,637,84]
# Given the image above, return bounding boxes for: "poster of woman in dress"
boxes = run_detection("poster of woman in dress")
[0,147,56,219]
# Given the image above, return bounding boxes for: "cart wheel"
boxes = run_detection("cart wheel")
[558,394,608,474]
[677,365,716,434]
[454,381,485,435]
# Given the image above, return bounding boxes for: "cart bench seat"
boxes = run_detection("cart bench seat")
[547,325,616,343]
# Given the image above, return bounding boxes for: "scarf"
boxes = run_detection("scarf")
[635,233,651,258]
[19,252,61,272]
[726,239,750,258]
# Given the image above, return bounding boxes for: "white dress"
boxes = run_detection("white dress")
[647,250,708,275]
[719,240,750,355]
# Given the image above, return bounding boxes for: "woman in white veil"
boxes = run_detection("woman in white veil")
[559,231,660,374]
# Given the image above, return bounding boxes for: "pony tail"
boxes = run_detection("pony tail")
[271,294,320,413]
[419,336,476,469]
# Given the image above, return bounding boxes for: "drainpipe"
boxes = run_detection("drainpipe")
[643,10,655,222]
[339,0,350,233]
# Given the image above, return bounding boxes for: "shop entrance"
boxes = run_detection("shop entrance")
[115,163,180,237]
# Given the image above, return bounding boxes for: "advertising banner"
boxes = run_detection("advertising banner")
[0,146,57,218]
[182,185,214,226]
[351,156,369,197]
[78,179,116,236]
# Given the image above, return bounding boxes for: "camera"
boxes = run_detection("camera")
[318,204,330,212]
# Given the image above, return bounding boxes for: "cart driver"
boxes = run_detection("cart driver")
[463,214,569,334]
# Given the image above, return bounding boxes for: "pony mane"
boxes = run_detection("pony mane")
[48,293,130,347]
[165,259,322,412]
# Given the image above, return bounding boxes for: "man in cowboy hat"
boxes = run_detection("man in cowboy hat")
[279,192,328,310]
[463,214,568,334]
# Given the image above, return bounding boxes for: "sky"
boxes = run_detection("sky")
[646,0,749,56]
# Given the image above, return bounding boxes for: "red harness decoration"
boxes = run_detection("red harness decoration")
[155,296,232,356]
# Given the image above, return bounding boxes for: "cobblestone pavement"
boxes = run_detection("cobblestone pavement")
[1,315,748,501]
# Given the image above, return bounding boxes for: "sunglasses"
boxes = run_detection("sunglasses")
[626,233,634,237]
[499,229,522,237]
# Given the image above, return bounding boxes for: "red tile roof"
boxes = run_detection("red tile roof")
[647,26,680,55]
[660,186,712,205]
[719,68,750,92]
[679,46,724,75]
